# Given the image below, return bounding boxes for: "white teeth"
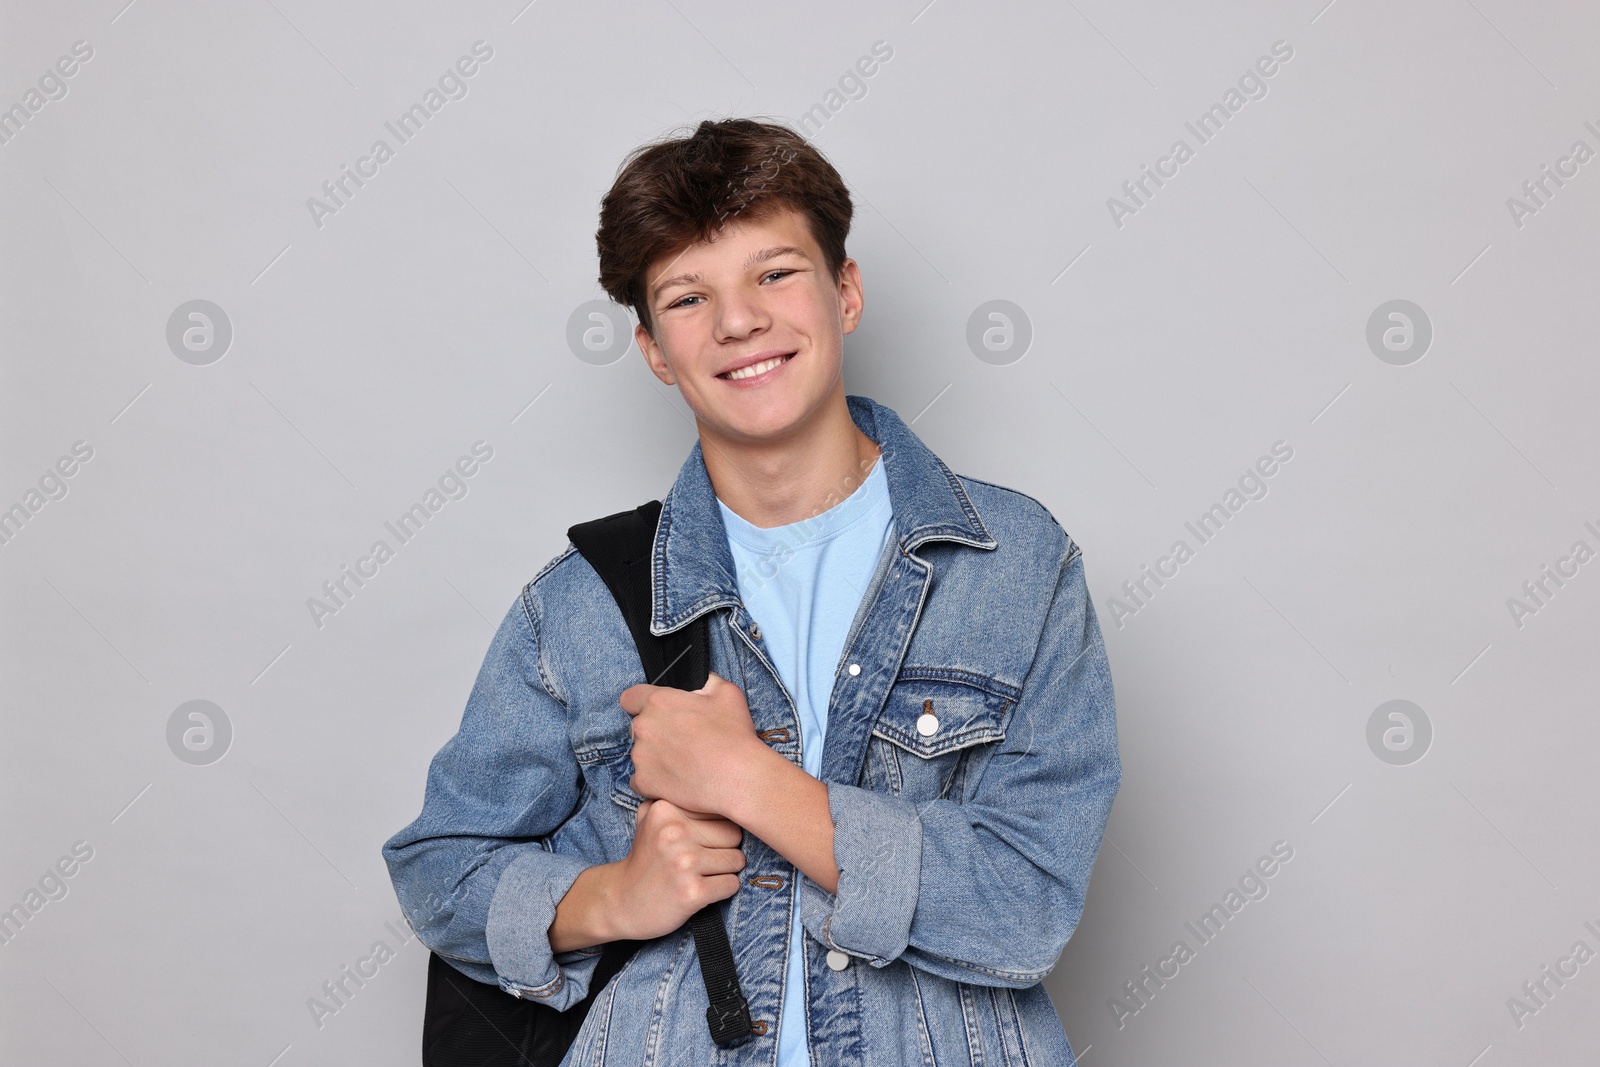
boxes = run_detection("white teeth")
[725,354,789,380]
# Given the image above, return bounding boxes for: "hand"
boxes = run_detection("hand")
[619,671,768,817]
[609,798,747,941]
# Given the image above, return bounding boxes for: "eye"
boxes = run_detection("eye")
[667,294,703,309]
[761,269,795,283]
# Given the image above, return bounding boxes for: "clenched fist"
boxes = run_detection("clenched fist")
[608,798,748,941]
[619,671,768,816]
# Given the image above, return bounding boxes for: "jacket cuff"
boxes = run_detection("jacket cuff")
[798,782,922,966]
[485,847,603,1008]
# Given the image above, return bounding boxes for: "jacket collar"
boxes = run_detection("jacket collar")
[650,393,997,635]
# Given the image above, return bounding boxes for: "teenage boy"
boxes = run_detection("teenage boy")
[385,118,1121,1067]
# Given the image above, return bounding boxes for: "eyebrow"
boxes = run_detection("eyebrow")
[649,245,810,303]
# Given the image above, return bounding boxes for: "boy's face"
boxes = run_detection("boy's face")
[635,205,863,448]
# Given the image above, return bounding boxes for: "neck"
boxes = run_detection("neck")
[700,386,881,529]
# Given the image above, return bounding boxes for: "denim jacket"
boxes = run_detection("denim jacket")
[383,394,1121,1067]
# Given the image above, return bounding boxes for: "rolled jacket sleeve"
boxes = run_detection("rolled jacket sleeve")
[801,784,923,966]
[798,546,1121,988]
[485,845,605,1005]
[382,577,605,1009]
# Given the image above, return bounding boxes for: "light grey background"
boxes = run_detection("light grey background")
[3,1,1597,1064]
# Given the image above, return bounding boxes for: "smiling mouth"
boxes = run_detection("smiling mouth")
[719,353,794,380]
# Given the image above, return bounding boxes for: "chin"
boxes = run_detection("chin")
[715,394,813,440]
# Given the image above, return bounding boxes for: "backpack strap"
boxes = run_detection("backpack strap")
[567,500,708,691]
[567,501,754,1049]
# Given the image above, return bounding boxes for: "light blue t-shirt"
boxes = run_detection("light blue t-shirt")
[716,454,894,1067]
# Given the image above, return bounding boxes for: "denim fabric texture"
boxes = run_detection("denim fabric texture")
[383,394,1122,1067]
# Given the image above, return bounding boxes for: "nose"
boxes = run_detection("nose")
[713,286,769,343]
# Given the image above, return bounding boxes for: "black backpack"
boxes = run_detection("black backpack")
[420,500,753,1066]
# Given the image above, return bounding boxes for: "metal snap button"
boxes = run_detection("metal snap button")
[847,663,861,676]
[916,698,940,736]
[826,949,850,970]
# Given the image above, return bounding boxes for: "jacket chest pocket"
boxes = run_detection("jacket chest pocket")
[864,672,1015,802]
[574,741,645,815]
[605,747,645,813]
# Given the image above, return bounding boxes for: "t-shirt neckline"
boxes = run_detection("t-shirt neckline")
[716,455,887,552]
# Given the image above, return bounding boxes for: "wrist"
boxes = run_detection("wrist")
[585,861,626,943]
[550,862,621,953]
[725,741,794,829]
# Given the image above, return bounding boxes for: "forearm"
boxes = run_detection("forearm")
[727,748,840,893]
[548,862,620,953]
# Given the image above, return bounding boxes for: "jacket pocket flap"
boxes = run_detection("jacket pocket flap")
[611,777,643,812]
[871,673,1015,759]
[579,742,644,812]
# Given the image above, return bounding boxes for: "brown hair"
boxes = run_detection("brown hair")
[596,118,853,335]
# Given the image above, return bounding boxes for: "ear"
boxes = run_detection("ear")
[837,258,864,336]
[636,322,676,385]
